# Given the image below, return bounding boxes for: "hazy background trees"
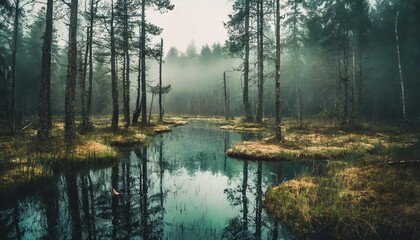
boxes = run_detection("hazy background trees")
[0,0,419,135]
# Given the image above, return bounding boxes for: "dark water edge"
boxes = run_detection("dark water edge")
[0,121,317,239]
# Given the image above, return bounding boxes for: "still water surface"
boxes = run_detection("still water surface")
[0,121,315,239]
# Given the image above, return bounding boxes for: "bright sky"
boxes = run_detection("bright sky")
[147,0,232,53]
[147,0,377,54]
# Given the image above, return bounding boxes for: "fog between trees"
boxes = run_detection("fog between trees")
[1,0,419,138]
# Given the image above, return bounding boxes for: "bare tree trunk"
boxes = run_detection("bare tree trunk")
[10,0,20,135]
[275,0,282,141]
[86,0,95,126]
[65,0,79,142]
[351,46,356,123]
[256,0,264,124]
[123,0,130,128]
[395,10,406,120]
[111,0,119,131]
[148,93,154,123]
[132,46,141,123]
[223,71,229,120]
[159,38,163,122]
[140,0,147,124]
[291,0,302,129]
[80,27,89,130]
[132,21,142,124]
[358,48,363,119]
[243,0,253,122]
[38,0,53,141]
[342,31,350,124]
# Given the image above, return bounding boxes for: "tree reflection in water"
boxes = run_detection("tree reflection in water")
[0,122,314,239]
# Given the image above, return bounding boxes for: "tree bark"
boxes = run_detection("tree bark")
[351,46,356,123]
[159,38,163,122]
[140,0,147,124]
[223,71,229,120]
[38,0,53,141]
[256,0,264,124]
[65,0,79,142]
[86,0,95,126]
[10,0,20,135]
[243,0,253,122]
[395,10,406,120]
[275,0,282,141]
[132,22,142,124]
[123,0,130,128]
[148,93,154,123]
[80,27,89,130]
[111,0,119,131]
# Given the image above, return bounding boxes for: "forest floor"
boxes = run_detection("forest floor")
[0,116,187,196]
[224,118,420,238]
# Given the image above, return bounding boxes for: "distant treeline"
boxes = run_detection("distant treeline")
[1,0,419,135]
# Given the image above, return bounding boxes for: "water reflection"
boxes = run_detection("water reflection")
[0,121,315,239]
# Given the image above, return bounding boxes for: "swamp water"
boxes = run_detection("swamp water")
[0,121,316,239]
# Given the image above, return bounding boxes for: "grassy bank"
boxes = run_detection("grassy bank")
[0,116,186,194]
[262,121,420,239]
[227,120,417,161]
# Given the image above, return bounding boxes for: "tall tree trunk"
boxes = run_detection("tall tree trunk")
[395,10,406,120]
[351,46,356,123]
[275,0,282,141]
[10,0,20,135]
[358,48,363,119]
[291,0,302,128]
[256,0,264,123]
[243,0,253,122]
[159,38,163,122]
[86,0,95,125]
[140,0,147,124]
[123,1,130,128]
[80,27,89,130]
[132,21,142,124]
[342,30,350,124]
[223,71,229,120]
[38,0,53,141]
[148,93,154,123]
[65,0,79,142]
[111,0,119,131]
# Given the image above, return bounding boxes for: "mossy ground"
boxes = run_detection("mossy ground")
[220,119,265,132]
[0,116,185,194]
[227,119,418,161]
[262,120,420,239]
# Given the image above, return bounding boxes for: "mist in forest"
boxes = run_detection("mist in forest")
[1,0,420,127]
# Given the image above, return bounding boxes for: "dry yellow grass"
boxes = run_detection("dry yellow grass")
[227,119,418,161]
[264,155,420,238]
[0,116,185,194]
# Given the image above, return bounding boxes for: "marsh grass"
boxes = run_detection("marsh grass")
[232,119,420,238]
[264,157,420,239]
[0,116,184,194]
[227,119,419,162]
[265,158,420,238]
